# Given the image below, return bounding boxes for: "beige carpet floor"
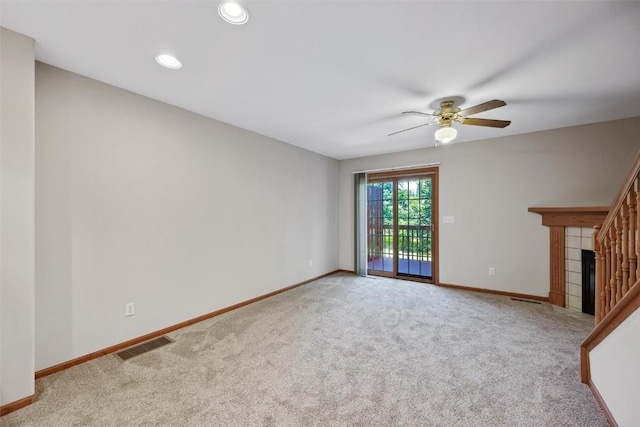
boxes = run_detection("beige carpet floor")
[3,273,607,426]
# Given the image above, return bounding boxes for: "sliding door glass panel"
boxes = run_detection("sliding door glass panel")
[397,178,432,278]
[367,181,394,273]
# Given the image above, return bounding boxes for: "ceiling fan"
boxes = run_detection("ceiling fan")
[389,99,511,144]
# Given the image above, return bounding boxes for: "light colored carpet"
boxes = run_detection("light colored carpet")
[3,273,607,426]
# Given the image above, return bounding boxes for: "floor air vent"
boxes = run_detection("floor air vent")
[510,298,542,305]
[115,336,174,361]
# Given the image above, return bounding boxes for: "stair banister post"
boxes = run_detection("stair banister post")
[629,185,637,288]
[609,225,617,309]
[621,198,630,295]
[605,232,612,316]
[636,178,640,284]
[593,226,604,324]
[615,215,623,303]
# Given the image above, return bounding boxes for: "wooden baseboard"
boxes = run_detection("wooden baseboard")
[349,273,546,302]
[580,345,590,384]
[438,282,548,302]
[36,270,341,380]
[548,291,565,307]
[588,380,618,427]
[0,395,34,417]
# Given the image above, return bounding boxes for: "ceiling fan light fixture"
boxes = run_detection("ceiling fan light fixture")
[435,126,457,143]
[218,2,249,25]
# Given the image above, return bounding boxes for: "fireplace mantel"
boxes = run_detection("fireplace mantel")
[528,206,610,227]
[529,206,609,307]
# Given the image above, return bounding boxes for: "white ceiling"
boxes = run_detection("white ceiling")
[2,1,639,160]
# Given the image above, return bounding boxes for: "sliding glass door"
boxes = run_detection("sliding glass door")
[397,177,433,277]
[366,169,438,282]
[367,181,394,273]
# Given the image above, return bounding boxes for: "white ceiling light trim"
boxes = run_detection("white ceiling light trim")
[155,54,182,69]
[434,126,457,144]
[218,2,249,25]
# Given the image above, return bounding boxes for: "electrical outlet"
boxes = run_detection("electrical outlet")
[125,302,135,317]
[489,268,496,276]
[308,259,313,267]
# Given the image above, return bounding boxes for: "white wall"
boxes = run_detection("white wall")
[0,28,35,406]
[338,118,640,297]
[35,63,339,370]
[590,308,640,426]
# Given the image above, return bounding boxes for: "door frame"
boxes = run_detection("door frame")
[366,167,439,284]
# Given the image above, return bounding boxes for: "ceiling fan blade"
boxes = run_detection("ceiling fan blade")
[388,122,433,136]
[459,117,511,128]
[402,111,435,117]
[458,99,507,117]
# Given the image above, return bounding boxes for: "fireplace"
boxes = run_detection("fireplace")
[582,250,596,315]
[528,206,608,308]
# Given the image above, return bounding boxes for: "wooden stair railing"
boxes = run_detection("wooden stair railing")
[580,150,640,426]
[593,149,640,324]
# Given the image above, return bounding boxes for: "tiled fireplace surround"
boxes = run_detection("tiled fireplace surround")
[565,226,594,311]
[529,206,609,312]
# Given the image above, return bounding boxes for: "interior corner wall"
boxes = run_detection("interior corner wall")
[338,117,640,297]
[34,62,339,371]
[0,27,36,406]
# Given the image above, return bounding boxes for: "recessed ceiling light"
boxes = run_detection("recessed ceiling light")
[155,54,182,69]
[218,2,249,25]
